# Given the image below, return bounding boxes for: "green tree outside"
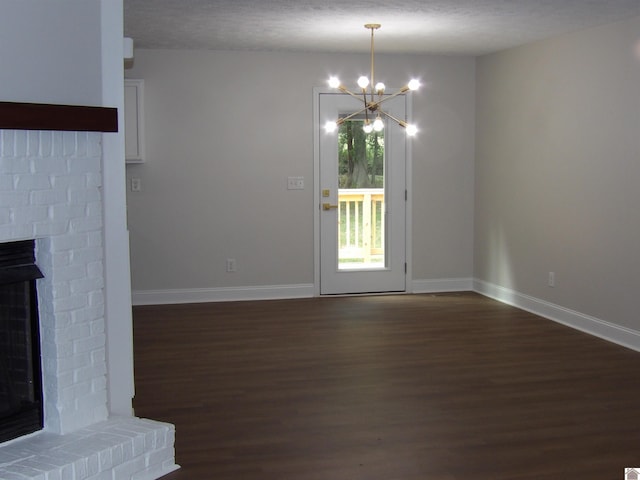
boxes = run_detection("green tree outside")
[338,120,384,188]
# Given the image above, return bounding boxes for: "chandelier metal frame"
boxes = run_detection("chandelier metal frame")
[325,23,419,136]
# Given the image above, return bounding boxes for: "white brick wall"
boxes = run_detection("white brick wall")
[0,129,179,479]
[0,129,108,434]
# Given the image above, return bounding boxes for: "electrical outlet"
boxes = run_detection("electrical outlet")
[548,272,555,287]
[226,258,237,273]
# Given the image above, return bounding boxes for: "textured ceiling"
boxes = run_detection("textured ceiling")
[124,0,640,55]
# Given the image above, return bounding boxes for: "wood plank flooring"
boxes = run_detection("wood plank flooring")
[132,292,640,479]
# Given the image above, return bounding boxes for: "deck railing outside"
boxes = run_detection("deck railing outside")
[338,188,384,266]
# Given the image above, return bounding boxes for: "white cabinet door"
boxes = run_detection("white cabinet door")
[124,79,145,163]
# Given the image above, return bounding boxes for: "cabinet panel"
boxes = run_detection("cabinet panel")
[124,79,144,163]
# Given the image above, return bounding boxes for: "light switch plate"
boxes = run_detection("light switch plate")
[287,176,304,190]
[131,178,141,192]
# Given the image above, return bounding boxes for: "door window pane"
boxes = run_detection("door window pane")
[337,119,385,269]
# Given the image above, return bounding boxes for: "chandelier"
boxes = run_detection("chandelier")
[324,23,419,136]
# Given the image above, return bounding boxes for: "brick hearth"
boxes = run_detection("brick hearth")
[0,129,178,479]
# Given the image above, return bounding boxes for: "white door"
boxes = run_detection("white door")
[318,92,407,295]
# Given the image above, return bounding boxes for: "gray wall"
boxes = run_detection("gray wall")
[0,0,102,105]
[125,50,476,292]
[475,16,640,331]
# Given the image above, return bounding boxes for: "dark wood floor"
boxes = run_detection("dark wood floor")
[132,292,640,480]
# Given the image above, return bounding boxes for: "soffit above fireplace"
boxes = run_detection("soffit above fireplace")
[0,101,118,132]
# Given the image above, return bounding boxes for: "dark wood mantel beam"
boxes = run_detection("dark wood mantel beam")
[0,101,118,132]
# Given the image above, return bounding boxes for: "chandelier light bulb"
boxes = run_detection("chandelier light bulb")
[363,121,374,134]
[375,82,386,93]
[405,124,418,136]
[324,120,338,133]
[408,79,421,91]
[373,116,384,132]
[328,76,341,89]
[357,76,370,89]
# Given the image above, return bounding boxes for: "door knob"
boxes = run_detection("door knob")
[322,203,339,211]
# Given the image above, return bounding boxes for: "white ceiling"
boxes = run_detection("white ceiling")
[124,0,640,56]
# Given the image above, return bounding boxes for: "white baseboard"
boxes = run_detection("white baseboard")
[133,278,473,305]
[132,283,315,305]
[132,278,640,353]
[412,277,474,293]
[473,279,640,352]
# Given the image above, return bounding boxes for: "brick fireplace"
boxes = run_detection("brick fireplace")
[0,110,178,479]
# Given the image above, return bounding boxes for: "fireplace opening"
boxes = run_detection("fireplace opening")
[0,240,44,444]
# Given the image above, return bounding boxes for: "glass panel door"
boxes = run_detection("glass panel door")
[318,92,406,295]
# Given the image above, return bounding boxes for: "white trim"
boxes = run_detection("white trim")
[132,284,315,305]
[412,277,474,293]
[313,87,323,296]
[132,277,640,354]
[473,279,640,352]
[133,278,474,305]
[404,92,414,295]
[100,0,135,417]
[124,79,145,163]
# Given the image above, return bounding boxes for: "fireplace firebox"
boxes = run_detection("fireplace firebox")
[0,239,44,443]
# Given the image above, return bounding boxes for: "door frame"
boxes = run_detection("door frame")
[313,87,414,296]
